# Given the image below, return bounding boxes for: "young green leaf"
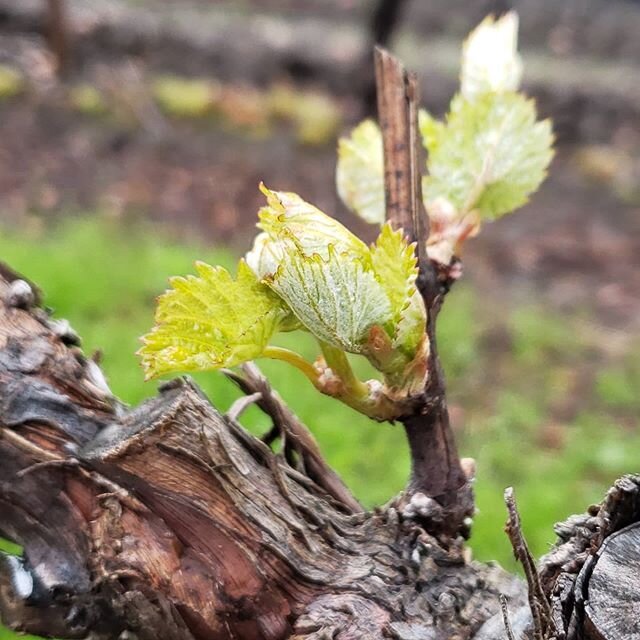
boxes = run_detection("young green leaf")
[139,260,286,378]
[423,92,554,221]
[418,109,445,153]
[336,119,385,225]
[245,231,284,281]
[394,290,427,353]
[256,184,369,263]
[265,243,391,354]
[370,223,423,341]
[460,11,522,100]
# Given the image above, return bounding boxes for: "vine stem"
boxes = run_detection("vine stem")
[374,47,474,536]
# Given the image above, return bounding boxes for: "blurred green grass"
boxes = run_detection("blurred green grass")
[1,217,638,637]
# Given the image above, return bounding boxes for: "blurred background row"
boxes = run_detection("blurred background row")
[1,3,640,626]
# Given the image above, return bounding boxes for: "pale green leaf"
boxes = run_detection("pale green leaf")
[256,184,369,265]
[423,92,554,220]
[336,119,385,224]
[245,231,284,280]
[265,243,391,353]
[393,289,427,355]
[139,260,286,378]
[461,11,522,100]
[418,109,445,153]
[370,223,422,340]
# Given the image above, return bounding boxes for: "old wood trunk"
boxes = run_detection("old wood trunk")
[0,266,527,639]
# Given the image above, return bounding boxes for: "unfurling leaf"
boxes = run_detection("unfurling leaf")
[336,120,385,224]
[266,243,391,354]
[423,92,554,221]
[247,187,428,407]
[460,11,522,100]
[245,231,284,282]
[414,11,553,263]
[256,184,369,265]
[139,260,286,378]
[370,223,424,353]
[247,184,370,291]
[394,290,428,354]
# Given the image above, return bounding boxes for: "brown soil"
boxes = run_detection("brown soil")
[0,0,639,335]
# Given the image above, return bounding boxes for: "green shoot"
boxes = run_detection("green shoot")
[140,12,553,421]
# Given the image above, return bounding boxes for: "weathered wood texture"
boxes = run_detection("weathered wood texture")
[0,273,639,640]
[583,523,640,639]
[374,47,423,245]
[538,475,640,640]
[0,265,526,639]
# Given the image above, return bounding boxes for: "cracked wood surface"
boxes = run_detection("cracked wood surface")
[0,265,526,638]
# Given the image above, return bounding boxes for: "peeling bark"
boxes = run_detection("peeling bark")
[0,266,527,639]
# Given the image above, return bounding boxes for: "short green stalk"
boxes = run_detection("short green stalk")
[318,341,402,420]
[262,346,320,387]
[319,342,369,400]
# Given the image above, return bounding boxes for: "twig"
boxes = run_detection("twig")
[46,0,70,76]
[226,391,262,422]
[504,487,554,640]
[0,428,62,462]
[407,74,430,276]
[500,594,516,640]
[15,458,79,479]
[223,363,362,514]
[374,47,425,249]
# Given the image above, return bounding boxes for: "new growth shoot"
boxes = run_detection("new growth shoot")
[139,12,554,421]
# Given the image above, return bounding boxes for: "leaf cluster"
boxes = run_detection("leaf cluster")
[140,12,553,421]
[336,12,554,263]
[141,185,426,419]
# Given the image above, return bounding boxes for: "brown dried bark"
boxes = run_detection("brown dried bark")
[537,475,640,640]
[0,266,526,639]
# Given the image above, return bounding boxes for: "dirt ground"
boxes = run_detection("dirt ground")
[0,0,639,336]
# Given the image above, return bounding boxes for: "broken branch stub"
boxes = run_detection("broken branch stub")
[374,46,427,254]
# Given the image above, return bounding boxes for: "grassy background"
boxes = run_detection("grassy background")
[1,217,639,638]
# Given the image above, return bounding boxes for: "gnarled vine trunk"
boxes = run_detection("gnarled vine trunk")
[1,263,640,640]
[0,265,527,639]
